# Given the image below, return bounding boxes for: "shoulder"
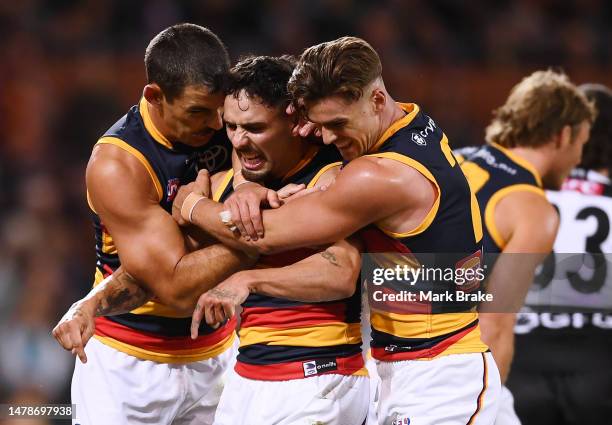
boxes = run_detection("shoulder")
[498,189,559,241]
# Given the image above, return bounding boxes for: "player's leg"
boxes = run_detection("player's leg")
[377,352,501,425]
[173,336,238,425]
[72,337,180,425]
[213,373,370,425]
[494,385,521,425]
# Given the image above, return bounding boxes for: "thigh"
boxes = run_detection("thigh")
[214,373,369,425]
[175,337,238,425]
[494,386,521,425]
[72,337,180,425]
[377,352,501,425]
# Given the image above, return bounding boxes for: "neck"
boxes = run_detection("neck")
[146,100,174,142]
[272,137,312,180]
[506,146,549,179]
[374,97,404,146]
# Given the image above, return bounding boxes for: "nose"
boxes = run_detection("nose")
[320,127,337,145]
[231,127,250,150]
[210,108,223,131]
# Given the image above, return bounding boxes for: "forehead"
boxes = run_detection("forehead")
[223,92,281,123]
[173,84,225,108]
[306,95,361,124]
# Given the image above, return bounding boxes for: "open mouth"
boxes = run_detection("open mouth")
[240,153,265,170]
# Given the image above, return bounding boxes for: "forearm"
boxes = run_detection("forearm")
[83,268,153,317]
[479,312,516,383]
[167,243,256,312]
[244,246,360,302]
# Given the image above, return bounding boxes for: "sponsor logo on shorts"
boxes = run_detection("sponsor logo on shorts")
[302,358,338,377]
[392,415,411,425]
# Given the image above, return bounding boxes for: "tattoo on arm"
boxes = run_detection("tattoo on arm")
[95,269,152,316]
[321,250,340,267]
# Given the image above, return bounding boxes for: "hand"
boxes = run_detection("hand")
[277,183,306,201]
[223,183,280,240]
[280,184,327,204]
[52,299,97,363]
[191,272,251,338]
[172,182,195,226]
[287,103,321,138]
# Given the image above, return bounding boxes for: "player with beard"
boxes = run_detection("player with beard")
[456,70,595,425]
[181,54,370,425]
[508,84,612,425]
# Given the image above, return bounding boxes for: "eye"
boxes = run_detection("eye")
[226,123,237,131]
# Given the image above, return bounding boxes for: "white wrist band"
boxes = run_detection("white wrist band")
[181,193,205,223]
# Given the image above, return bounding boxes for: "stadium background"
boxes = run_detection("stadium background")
[0,0,610,423]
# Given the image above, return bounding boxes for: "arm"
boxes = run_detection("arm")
[190,237,363,337]
[86,145,255,313]
[176,157,416,254]
[479,190,559,383]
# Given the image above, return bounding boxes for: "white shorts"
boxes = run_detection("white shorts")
[365,356,381,425]
[72,336,237,425]
[213,372,370,425]
[494,386,521,425]
[377,352,501,425]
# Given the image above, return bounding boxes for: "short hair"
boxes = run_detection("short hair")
[579,84,612,170]
[486,70,596,148]
[288,36,382,109]
[144,23,230,101]
[225,55,296,110]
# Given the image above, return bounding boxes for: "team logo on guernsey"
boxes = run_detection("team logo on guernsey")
[302,358,338,377]
[392,415,411,425]
[166,178,180,202]
[196,145,229,173]
[411,133,427,146]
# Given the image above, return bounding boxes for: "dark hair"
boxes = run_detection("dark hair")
[144,23,230,101]
[288,36,382,109]
[486,70,596,148]
[579,83,612,170]
[225,55,296,110]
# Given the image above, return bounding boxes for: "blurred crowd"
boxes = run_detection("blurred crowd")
[0,0,611,421]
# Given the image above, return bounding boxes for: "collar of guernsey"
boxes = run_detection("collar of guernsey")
[363,102,488,361]
[92,98,236,364]
[139,96,174,149]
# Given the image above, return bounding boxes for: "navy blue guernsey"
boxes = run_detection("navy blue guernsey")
[457,143,545,253]
[91,97,236,363]
[360,102,488,361]
[213,144,367,380]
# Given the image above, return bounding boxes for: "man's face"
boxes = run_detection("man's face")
[306,94,380,161]
[224,90,294,182]
[161,85,225,147]
[545,120,591,189]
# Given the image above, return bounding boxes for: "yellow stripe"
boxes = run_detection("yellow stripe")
[467,352,489,424]
[461,161,490,195]
[138,97,173,149]
[484,184,546,250]
[282,144,319,181]
[369,103,420,153]
[370,310,478,338]
[470,187,483,243]
[93,268,189,318]
[352,367,370,377]
[440,134,456,167]
[213,169,234,202]
[455,153,465,163]
[93,332,236,363]
[96,137,163,202]
[364,151,441,238]
[489,142,543,187]
[239,323,361,347]
[436,325,488,358]
[307,161,342,188]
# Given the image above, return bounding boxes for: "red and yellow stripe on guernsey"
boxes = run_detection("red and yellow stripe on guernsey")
[237,303,368,379]
[370,310,488,361]
[90,268,236,363]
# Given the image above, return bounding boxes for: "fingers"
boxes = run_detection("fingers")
[267,190,281,209]
[298,121,318,138]
[277,183,306,199]
[191,299,205,339]
[194,170,211,198]
[245,195,264,237]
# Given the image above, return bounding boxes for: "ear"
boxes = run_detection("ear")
[371,88,386,113]
[143,83,164,106]
[557,125,573,150]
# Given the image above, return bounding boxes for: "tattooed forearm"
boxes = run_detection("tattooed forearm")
[94,269,152,316]
[321,250,340,266]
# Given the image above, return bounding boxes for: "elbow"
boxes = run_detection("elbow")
[158,287,197,317]
[337,271,359,299]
